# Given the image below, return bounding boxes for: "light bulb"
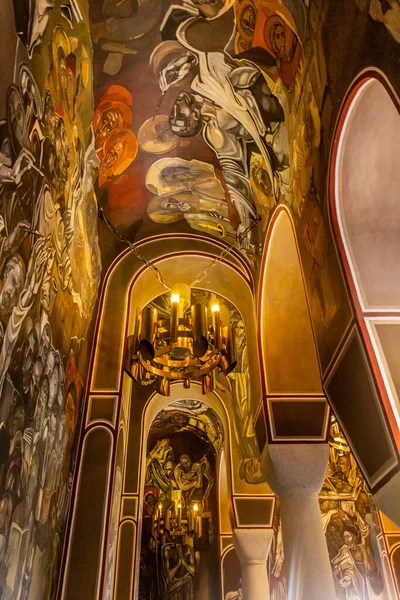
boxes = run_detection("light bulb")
[171,293,180,304]
[193,503,198,512]
[178,503,182,509]
[211,302,220,313]
[158,503,163,510]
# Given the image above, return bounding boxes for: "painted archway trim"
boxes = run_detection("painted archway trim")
[88,237,258,396]
[329,67,400,448]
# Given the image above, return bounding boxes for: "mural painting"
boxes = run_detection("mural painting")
[320,417,387,600]
[2,0,399,596]
[91,0,353,375]
[0,2,100,598]
[222,417,391,600]
[222,546,242,600]
[216,310,263,485]
[139,401,221,599]
[368,0,400,43]
[269,509,287,600]
[149,289,262,488]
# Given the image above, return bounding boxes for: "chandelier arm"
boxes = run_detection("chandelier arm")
[139,354,221,379]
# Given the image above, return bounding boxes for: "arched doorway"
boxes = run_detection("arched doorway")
[138,398,224,600]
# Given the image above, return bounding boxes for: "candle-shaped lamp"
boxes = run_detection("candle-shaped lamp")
[211,302,221,349]
[170,291,180,342]
[193,503,200,537]
[165,508,171,532]
[178,502,182,530]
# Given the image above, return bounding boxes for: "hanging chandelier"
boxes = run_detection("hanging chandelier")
[124,285,237,395]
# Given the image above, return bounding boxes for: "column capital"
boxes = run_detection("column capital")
[261,443,330,496]
[233,527,274,564]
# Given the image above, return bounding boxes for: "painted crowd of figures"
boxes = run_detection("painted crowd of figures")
[0,7,100,599]
[140,426,217,600]
[1,0,400,598]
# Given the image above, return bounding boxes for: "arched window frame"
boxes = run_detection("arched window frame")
[329,68,400,446]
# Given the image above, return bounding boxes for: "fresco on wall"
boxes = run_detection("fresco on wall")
[217,310,263,485]
[149,289,262,487]
[223,546,242,599]
[12,0,83,57]
[139,404,221,600]
[103,465,122,600]
[320,417,387,600]
[0,3,100,598]
[221,417,390,600]
[269,509,287,600]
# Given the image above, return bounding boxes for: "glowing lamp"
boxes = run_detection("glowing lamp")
[171,293,180,304]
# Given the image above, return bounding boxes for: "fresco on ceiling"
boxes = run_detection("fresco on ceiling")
[93,85,138,186]
[90,0,353,370]
[368,0,400,43]
[0,3,100,598]
[139,404,221,600]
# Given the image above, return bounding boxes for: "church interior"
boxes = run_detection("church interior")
[0,0,399,598]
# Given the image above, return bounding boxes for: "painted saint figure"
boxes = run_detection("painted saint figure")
[163,543,196,600]
[153,3,291,246]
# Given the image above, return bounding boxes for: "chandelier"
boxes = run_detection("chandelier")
[124,285,237,395]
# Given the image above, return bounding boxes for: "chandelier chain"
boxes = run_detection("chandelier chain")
[99,209,259,290]
[99,209,172,289]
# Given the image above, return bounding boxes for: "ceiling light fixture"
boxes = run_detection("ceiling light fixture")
[124,285,237,395]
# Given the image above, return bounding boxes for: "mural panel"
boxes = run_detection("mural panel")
[222,417,392,600]
[139,402,221,600]
[320,417,388,600]
[91,0,353,379]
[0,2,100,598]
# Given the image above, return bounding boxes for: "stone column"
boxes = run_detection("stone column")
[261,444,336,600]
[233,528,273,600]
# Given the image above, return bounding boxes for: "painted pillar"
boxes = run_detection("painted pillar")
[233,528,273,600]
[261,444,336,600]
[373,471,400,528]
